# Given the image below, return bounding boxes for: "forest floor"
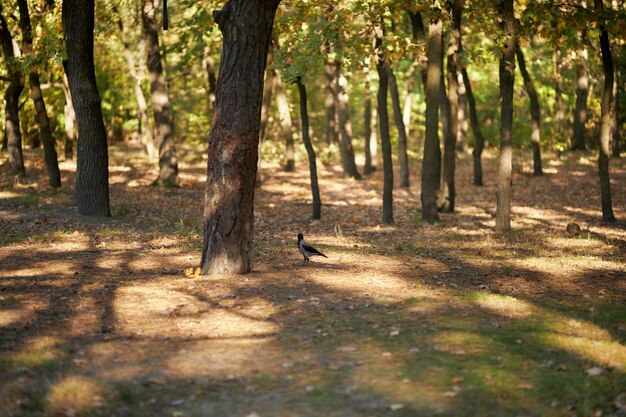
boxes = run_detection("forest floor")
[0,143,625,417]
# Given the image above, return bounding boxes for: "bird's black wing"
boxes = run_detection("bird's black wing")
[302,243,327,257]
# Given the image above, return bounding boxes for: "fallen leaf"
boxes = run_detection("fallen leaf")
[451,376,464,384]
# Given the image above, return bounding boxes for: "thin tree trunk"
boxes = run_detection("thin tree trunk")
[403,62,416,138]
[259,44,274,143]
[202,45,217,113]
[440,0,464,212]
[387,63,410,188]
[324,54,339,145]
[275,76,295,172]
[594,0,616,222]
[62,0,111,216]
[553,47,566,142]
[295,77,321,219]
[407,10,428,89]
[200,0,279,275]
[61,73,76,160]
[611,52,620,157]
[572,44,589,151]
[374,21,393,224]
[457,71,468,151]
[515,43,543,176]
[116,7,156,159]
[142,0,178,187]
[363,61,375,174]
[421,12,442,221]
[462,68,485,186]
[0,6,25,178]
[495,0,516,233]
[336,66,361,180]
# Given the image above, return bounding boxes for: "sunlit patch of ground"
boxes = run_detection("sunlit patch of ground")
[0,145,624,416]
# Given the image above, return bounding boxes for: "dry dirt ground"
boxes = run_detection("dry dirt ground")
[0,144,625,417]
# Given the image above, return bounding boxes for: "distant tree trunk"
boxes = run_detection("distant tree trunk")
[611,53,620,157]
[594,0,616,222]
[18,0,61,187]
[202,45,217,113]
[515,43,543,176]
[62,0,111,216]
[0,7,26,178]
[572,45,589,151]
[421,12,442,221]
[259,44,274,143]
[374,22,393,224]
[275,76,295,172]
[553,47,566,142]
[336,66,361,180]
[462,68,485,186]
[116,8,156,159]
[495,0,515,233]
[387,63,410,188]
[363,61,375,174]
[200,0,279,275]
[61,73,76,160]
[440,0,464,212]
[403,62,416,138]
[457,71,468,151]
[295,77,321,219]
[324,54,339,145]
[141,0,178,187]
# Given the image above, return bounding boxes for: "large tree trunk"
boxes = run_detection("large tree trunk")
[336,66,361,180]
[421,12,442,221]
[141,0,178,187]
[462,68,486,186]
[594,0,616,222]
[374,22,393,224]
[61,73,76,160]
[0,7,26,178]
[387,63,410,188]
[495,0,516,233]
[363,61,375,175]
[62,0,111,216]
[295,77,321,220]
[440,0,464,212]
[116,7,156,159]
[275,76,295,172]
[18,0,61,187]
[324,54,339,145]
[515,43,543,176]
[572,44,589,151]
[200,0,279,275]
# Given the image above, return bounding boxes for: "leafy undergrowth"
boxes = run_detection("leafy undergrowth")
[0,144,625,417]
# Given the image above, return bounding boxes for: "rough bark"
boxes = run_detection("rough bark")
[324,54,339,145]
[572,45,589,151]
[0,6,26,178]
[374,21,393,224]
[336,66,361,180]
[142,0,178,187]
[462,68,485,186]
[495,0,515,233]
[295,77,321,219]
[61,72,76,160]
[275,76,294,172]
[62,0,111,216]
[18,0,61,187]
[363,62,375,175]
[421,13,442,221]
[515,43,543,176]
[116,7,156,159]
[440,0,464,212]
[594,0,615,222]
[200,0,279,275]
[387,63,410,188]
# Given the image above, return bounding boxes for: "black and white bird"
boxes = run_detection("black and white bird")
[297,233,327,265]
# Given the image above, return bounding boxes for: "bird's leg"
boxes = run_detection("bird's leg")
[302,255,307,266]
